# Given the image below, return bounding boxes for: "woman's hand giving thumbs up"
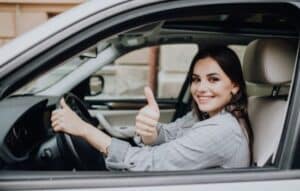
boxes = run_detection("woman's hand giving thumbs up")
[135,86,160,145]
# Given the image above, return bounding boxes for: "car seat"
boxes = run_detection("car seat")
[243,39,297,167]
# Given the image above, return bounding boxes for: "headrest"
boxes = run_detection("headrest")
[243,39,297,85]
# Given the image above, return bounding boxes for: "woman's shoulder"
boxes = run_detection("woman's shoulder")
[214,110,240,127]
[174,111,198,124]
[193,110,241,134]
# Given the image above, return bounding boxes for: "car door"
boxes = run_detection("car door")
[1,0,300,191]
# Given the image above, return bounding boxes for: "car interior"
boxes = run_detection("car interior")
[0,4,298,172]
[243,39,297,167]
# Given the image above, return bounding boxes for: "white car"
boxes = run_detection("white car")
[0,0,300,190]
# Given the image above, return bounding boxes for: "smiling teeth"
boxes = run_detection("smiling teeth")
[197,96,213,102]
[199,97,210,100]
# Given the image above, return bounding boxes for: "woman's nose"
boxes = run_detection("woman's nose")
[196,81,209,92]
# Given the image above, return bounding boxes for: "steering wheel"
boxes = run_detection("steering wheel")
[56,93,106,170]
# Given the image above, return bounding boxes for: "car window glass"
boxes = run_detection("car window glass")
[158,44,198,98]
[86,44,198,100]
[87,44,275,100]
[12,56,90,95]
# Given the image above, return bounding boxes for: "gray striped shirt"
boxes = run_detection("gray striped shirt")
[105,110,250,171]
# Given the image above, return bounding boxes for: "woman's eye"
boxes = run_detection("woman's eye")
[191,77,200,83]
[208,77,219,83]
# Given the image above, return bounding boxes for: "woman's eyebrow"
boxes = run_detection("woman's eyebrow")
[207,73,220,77]
[192,74,200,77]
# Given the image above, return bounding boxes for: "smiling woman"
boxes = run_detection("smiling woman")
[50,46,252,171]
[0,0,300,190]
[189,46,253,163]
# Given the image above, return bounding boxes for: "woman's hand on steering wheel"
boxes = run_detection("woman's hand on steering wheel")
[51,98,89,138]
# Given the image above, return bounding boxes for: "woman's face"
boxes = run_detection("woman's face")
[190,57,239,117]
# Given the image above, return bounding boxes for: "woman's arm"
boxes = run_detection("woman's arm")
[153,111,195,144]
[134,87,195,145]
[107,117,244,171]
[134,112,195,146]
[51,99,111,155]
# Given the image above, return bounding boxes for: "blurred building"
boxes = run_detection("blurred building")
[0,0,84,46]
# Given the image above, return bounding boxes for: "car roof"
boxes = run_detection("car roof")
[0,0,297,70]
[0,0,128,67]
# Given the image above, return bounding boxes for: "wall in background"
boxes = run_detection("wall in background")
[0,0,84,46]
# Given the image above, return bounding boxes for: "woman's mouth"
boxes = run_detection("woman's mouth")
[197,96,214,103]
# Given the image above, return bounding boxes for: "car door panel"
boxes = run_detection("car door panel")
[90,107,175,139]
[2,169,300,191]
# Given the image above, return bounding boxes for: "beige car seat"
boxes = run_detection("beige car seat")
[243,39,297,167]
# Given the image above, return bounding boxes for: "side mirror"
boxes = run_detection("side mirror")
[89,75,104,96]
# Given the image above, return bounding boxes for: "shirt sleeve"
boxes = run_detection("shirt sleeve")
[106,120,243,171]
[154,111,196,144]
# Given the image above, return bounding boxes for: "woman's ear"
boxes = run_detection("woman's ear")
[231,84,240,95]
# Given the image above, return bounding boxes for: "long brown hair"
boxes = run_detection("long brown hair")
[188,46,253,164]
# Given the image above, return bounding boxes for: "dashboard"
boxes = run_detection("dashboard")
[0,96,57,165]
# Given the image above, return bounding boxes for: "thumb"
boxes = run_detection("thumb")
[60,98,70,110]
[144,86,159,111]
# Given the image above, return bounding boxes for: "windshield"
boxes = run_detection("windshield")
[12,57,89,95]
